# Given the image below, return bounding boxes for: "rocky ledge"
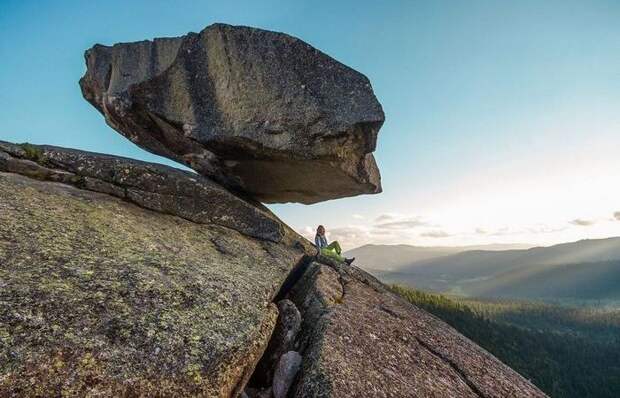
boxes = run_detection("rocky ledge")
[79,23,384,204]
[0,141,295,243]
[283,258,547,397]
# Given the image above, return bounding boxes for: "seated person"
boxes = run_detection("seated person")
[314,225,355,265]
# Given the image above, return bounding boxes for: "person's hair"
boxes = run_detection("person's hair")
[316,225,325,235]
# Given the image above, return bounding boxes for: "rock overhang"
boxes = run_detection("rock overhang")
[79,23,385,204]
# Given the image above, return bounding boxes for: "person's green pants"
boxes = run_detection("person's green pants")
[320,241,344,262]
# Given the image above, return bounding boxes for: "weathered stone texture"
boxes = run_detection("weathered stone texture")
[79,23,384,204]
[288,260,548,398]
[0,140,290,242]
[0,170,305,397]
[251,299,302,387]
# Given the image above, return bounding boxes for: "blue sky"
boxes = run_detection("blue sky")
[1,0,619,248]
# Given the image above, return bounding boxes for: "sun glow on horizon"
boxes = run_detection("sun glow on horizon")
[286,126,620,250]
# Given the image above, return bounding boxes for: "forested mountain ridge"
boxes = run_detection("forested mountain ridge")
[393,286,620,398]
[345,242,533,271]
[354,237,620,300]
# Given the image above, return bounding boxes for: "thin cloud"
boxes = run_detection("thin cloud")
[297,218,422,250]
[375,219,427,230]
[569,218,596,227]
[300,226,316,241]
[352,214,365,220]
[614,211,620,221]
[527,225,567,234]
[420,230,451,238]
[370,229,400,236]
[326,226,376,249]
[374,213,397,223]
[486,224,566,236]
[488,227,513,236]
[475,228,488,235]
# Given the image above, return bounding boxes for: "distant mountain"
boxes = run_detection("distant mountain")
[477,259,620,300]
[344,244,459,272]
[344,242,533,272]
[354,237,620,301]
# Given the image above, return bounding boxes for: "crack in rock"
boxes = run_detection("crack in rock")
[415,337,486,398]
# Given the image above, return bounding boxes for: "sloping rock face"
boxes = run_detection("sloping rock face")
[0,141,548,397]
[286,259,548,398]
[0,145,312,396]
[0,141,289,243]
[79,23,384,204]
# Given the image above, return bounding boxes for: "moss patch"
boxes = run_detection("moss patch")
[18,142,48,165]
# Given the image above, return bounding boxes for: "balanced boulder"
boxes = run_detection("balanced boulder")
[79,23,384,204]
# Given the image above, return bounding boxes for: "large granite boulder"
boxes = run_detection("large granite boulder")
[0,156,309,396]
[79,23,384,204]
[285,260,548,398]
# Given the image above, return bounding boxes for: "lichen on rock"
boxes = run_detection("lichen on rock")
[284,260,548,398]
[0,140,295,243]
[0,171,305,396]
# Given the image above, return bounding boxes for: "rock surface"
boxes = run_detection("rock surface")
[0,165,307,396]
[272,351,302,398]
[0,140,293,243]
[287,259,548,398]
[79,23,384,204]
[0,143,548,397]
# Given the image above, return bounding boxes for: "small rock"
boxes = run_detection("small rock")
[242,387,257,398]
[272,351,302,398]
[276,300,302,350]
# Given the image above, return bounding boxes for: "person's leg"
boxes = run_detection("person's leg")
[326,241,342,255]
[320,247,345,262]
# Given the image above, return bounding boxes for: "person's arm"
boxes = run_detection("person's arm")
[315,235,322,249]
[314,235,324,256]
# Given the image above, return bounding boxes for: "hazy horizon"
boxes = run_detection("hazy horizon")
[343,235,620,253]
[2,0,619,249]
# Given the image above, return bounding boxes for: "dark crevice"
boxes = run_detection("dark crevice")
[378,304,403,319]
[244,255,316,398]
[104,64,113,92]
[414,337,486,398]
[336,269,348,302]
[274,255,315,302]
